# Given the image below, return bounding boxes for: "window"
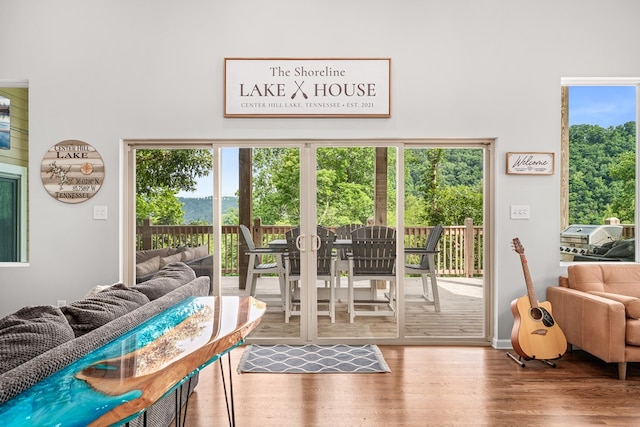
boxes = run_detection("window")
[0,86,28,263]
[0,165,27,262]
[561,81,638,262]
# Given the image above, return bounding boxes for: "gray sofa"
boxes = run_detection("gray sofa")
[136,246,213,288]
[0,262,210,426]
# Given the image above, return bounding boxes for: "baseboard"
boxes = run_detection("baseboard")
[493,338,512,350]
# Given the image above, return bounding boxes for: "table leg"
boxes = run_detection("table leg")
[219,352,236,427]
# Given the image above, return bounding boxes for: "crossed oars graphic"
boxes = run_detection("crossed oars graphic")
[291,81,308,100]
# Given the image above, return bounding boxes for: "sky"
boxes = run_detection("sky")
[568,86,636,127]
[177,148,239,198]
[180,86,637,198]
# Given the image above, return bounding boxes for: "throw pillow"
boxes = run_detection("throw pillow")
[588,291,640,319]
[135,247,174,264]
[181,248,196,262]
[159,253,183,268]
[193,244,209,259]
[62,284,150,336]
[153,261,197,282]
[0,305,75,375]
[136,255,161,277]
[134,262,196,300]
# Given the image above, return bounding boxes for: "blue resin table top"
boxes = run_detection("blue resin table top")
[0,296,266,427]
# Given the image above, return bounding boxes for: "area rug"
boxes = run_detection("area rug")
[237,344,391,373]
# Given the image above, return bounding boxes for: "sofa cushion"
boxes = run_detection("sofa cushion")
[195,244,209,258]
[588,291,640,319]
[568,264,640,297]
[136,255,161,277]
[626,319,640,346]
[136,247,175,264]
[134,262,197,300]
[160,252,184,268]
[0,306,75,375]
[84,282,121,298]
[61,284,150,337]
[181,248,196,262]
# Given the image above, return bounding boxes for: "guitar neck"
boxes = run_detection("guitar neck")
[519,253,539,309]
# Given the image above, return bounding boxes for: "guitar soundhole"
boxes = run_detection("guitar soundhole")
[529,307,555,327]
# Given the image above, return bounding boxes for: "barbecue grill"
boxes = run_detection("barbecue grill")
[560,224,623,261]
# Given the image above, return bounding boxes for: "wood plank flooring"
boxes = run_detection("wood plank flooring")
[183,346,640,426]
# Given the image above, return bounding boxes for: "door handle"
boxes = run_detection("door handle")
[296,234,305,251]
[311,234,321,252]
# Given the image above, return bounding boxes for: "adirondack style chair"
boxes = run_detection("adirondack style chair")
[405,224,443,311]
[347,226,397,323]
[284,226,336,323]
[240,224,282,303]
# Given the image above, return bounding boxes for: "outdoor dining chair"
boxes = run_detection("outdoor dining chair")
[334,224,363,288]
[347,225,397,323]
[284,226,336,323]
[240,224,282,302]
[405,224,443,311]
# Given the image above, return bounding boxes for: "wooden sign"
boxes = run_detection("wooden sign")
[41,140,105,203]
[506,152,555,175]
[224,58,391,118]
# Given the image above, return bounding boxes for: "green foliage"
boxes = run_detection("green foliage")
[251,147,483,227]
[136,149,212,224]
[569,122,636,224]
[429,184,483,225]
[405,148,483,226]
[136,188,184,225]
[607,151,635,222]
[178,196,238,224]
[253,148,301,225]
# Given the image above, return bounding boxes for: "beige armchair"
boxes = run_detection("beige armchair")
[547,264,640,380]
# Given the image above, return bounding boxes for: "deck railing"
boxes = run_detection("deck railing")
[136,218,485,277]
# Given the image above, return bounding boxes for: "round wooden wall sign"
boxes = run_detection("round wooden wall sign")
[40,140,105,203]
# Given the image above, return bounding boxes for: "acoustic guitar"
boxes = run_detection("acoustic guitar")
[510,238,567,361]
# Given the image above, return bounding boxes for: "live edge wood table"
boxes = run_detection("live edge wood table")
[0,296,266,427]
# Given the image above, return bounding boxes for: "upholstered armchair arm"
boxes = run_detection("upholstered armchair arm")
[547,286,626,363]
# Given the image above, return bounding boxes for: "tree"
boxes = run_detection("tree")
[251,146,484,227]
[608,151,636,222]
[136,188,185,225]
[252,147,375,226]
[136,149,212,224]
[569,122,636,224]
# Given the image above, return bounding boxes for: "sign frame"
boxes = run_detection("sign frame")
[506,152,555,175]
[41,140,105,203]
[224,58,391,118]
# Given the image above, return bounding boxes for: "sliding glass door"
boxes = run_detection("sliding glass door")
[125,139,492,344]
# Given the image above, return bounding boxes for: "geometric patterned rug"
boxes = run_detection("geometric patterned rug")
[237,344,391,373]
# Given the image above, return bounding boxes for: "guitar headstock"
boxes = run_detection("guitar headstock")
[512,237,524,254]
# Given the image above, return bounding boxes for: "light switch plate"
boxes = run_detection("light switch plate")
[93,205,108,220]
[510,205,530,220]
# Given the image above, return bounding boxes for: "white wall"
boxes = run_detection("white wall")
[1,0,639,345]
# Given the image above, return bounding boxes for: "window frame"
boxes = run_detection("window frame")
[560,78,640,263]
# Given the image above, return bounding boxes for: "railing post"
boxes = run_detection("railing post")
[254,218,264,247]
[464,217,474,278]
[141,218,153,250]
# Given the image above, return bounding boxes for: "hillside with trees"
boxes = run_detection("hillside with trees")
[137,147,486,227]
[252,147,483,227]
[137,126,638,229]
[569,121,636,224]
[179,196,238,224]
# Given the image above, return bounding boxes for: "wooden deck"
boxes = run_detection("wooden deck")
[220,275,485,340]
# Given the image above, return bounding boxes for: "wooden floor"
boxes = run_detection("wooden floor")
[183,346,640,426]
